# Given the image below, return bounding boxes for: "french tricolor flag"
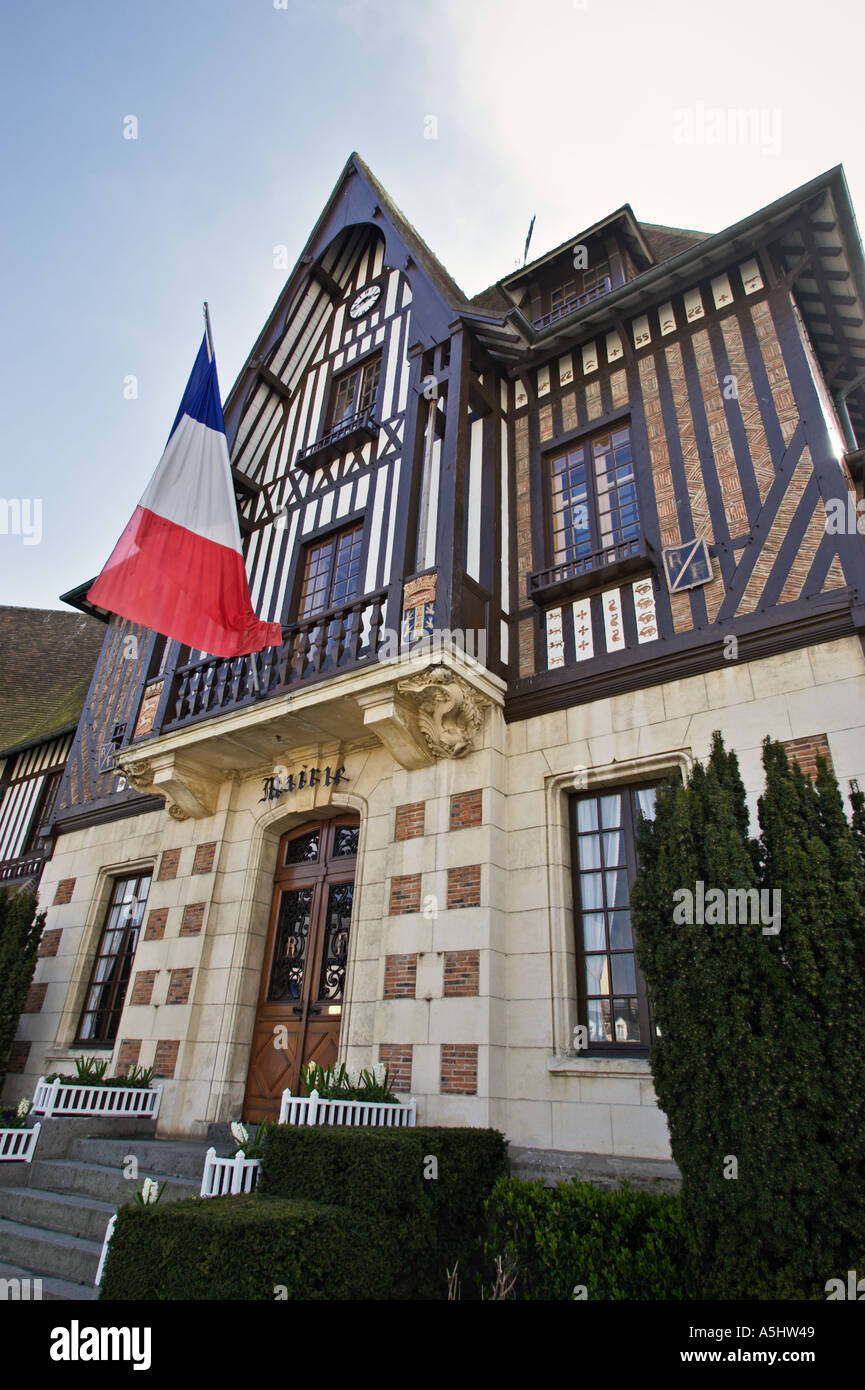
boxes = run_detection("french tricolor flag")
[88,328,282,658]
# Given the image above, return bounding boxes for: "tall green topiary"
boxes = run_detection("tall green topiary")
[0,885,44,1093]
[631,733,865,1296]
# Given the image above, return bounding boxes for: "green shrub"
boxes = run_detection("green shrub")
[260,1124,508,1298]
[100,1194,379,1301]
[484,1177,696,1300]
[0,886,43,1093]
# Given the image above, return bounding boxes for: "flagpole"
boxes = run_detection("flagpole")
[203,301,214,361]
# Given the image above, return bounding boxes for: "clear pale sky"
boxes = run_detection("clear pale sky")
[2,0,863,609]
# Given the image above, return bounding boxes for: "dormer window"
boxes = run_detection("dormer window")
[537,260,612,329]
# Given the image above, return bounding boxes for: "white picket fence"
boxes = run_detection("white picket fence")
[0,1122,41,1162]
[31,1077,163,1120]
[95,1212,117,1287]
[199,1147,260,1197]
[279,1088,417,1127]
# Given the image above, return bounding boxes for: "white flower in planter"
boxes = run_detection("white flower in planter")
[373,1062,387,1086]
[141,1178,160,1205]
[230,1122,248,1149]
[17,1098,30,1120]
[346,1068,362,1090]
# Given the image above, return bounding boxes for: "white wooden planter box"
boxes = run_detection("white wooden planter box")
[279,1088,416,1127]
[200,1147,260,1197]
[95,1212,117,1287]
[0,1122,41,1162]
[31,1077,163,1120]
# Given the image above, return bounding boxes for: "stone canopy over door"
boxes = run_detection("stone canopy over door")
[243,815,359,1122]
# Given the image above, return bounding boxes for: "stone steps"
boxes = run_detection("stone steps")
[0,1128,212,1301]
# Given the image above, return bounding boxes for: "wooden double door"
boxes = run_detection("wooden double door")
[243,815,359,1122]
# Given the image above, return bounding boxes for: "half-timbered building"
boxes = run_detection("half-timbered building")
[6,156,865,1166]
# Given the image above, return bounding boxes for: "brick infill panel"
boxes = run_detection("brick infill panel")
[192,842,216,875]
[379,1044,412,1091]
[53,878,75,905]
[383,954,418,999]
[440,1044,478,1095]
[450,790,482,830]
[130,970,157,1006]
[157,849,181,881]
[153,1040,180,1079]
[443,950,479,997]
[180,903,205,936]
[37,929,62,958]
[395,802,425,841]
[446,865,480,909]
[389,874,421,915]
[166,968,193,1005]
[23,982,48,1013]
[116,1039,142,1073]
[7,1040,31,1074]
[144,908,169,941]
[782,734,833,779]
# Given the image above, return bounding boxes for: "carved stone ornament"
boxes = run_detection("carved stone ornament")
[396,667,489,759]
[118,759,153,793]
[168,803,190,822]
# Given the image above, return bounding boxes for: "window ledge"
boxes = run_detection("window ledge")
[530,538,654,605]
[295,408,378,472]
[548,1053,653,1079]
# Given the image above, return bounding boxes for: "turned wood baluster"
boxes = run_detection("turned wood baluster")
[327,609,346,669]
[344,604,362,663]
[201,663,216,714]
[173,672,189,723]
[294,625,310,681]
[214,659,229,708]
[367,598,383,659]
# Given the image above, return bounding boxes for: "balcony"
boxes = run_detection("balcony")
[531,278,612,331]
[0,854,45,883]
[164,589,389,733]
[295,407,378,472]
[530,536,652,605]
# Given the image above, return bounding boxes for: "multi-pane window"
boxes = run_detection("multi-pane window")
[297,523,364,619]
[547,261,611,318]
[329,355,381,428]
[571,786,656,1048]
[550,424,639,567]
[77,873,151,1046]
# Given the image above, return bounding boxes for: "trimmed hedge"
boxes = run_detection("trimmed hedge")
[100,1195,372,1301]
[485,1177,696,1300]
[259,1124,508,1298]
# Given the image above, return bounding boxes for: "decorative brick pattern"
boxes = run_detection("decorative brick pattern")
[180,903,205,936]
[166,968,193,1005]
[192,842,216,875]
[23,983,47,1013]
[395,802,425,841]
[443,950,480,996]
[450,790,482,830]
[157,848,181,881]
[440,1044,478,1095]
[447,865,481,909]
[53,878,75,905]
[144,908,169,942]
[7,1040,31,1074]
[130,970,157,1006]
[383,954,417,999]
[153,1040,180,1079]
[389,874,421,915]
[117,1039,142,1073]
[379,1044,412,1092]
[37,929,62,958]
[518,617,535,678]
[782,734,834,780]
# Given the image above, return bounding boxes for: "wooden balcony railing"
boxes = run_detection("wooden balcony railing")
[0,854,45,883]
[295,407,378,472]
[531,278,612,331]
[530,536,649,603]
[163,589,388,732]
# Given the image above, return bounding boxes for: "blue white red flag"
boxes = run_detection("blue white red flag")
[88,332,282,657]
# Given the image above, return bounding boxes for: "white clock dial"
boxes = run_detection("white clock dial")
[349,285,382,319]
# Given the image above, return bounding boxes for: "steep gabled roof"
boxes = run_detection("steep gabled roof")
[638,221,711,263]
[0,606,105,755]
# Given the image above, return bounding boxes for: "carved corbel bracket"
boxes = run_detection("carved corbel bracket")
[396,666,490,760]
[354,691,432,770]
[118,752,220,821]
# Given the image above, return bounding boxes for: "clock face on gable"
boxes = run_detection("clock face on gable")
[348,284,382,320]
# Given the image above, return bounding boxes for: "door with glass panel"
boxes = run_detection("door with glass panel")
[242,816,359,1122]
[570,786,656,1050]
